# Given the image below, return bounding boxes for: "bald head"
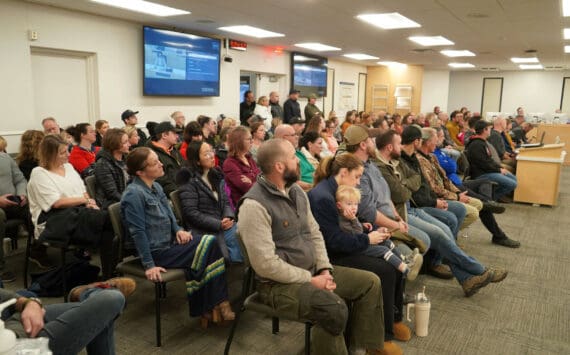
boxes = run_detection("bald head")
[274,124,294,138]
[257,138,292,174]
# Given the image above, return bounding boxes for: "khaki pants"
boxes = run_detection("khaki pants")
[258,265,384,354]
[460,197,483,230]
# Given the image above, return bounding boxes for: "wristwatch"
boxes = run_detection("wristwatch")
[24,297,43,309]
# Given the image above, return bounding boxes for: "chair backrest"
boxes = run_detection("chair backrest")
[169,190,185,228]
[108,202,126,259]
[85,175,96,198]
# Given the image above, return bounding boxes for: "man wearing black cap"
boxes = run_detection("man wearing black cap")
[122,110,147,148]
[146,121,184,196]
[283,89,301,124]
[289,117,306,136]
[304,93,323,121]
[465,120,518,203]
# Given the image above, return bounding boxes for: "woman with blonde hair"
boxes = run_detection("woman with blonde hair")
[253,96,272,132]
[17,130,45,180]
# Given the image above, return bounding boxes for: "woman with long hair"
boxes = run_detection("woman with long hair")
[341,110,356,135]
[17,130,44,180]
[198,115,217,147]
[222,126,260,207]
[121,147,234,327]
[308,154,406,353]
[27,135,115,278]
[323,119,339,155]
[94,119,109,147]
[249,121,266,162]
[176,141,242,263]
[94,128,130,209]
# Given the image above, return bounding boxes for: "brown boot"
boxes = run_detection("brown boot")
[487,267,508,283]
[461,269,493,297]
[367,341,403,355]
[69,277,136,302]
[393,322,411,341]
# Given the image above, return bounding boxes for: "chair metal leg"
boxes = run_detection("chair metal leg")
[155,282,162,347]
[272,317,279,334]
[61,248,67,302]
[304,323,312,355]
[224,304,244,355]
[23,231,33,289]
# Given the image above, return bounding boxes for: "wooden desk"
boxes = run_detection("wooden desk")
[536,124,570,165]
[514,143,566,206]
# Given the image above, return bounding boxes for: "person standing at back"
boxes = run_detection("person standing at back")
[304,93,323,121]
[269,91,283,120]
[283,88,301,124]
[239,90,256,126]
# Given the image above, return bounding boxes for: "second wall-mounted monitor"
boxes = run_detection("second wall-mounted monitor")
[291,52,327,97]
[143,26,221,96]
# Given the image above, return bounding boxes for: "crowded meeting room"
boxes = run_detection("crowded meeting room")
[1,0,570,354]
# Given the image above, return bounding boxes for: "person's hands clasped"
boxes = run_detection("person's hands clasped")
[145,266,167,282]
[0,194,18,209]
[458,191,470,203]
[397,219,409,233]
[311,270,336,292]
[500,167,508,175]
[176,230,192,245]
[436,199,448,210]
[221,218,234,231]
[21,301,45,338]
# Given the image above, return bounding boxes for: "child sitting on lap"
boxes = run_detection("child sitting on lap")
[336,185,423,281]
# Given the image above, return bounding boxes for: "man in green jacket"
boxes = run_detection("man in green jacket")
[304,93,323,121]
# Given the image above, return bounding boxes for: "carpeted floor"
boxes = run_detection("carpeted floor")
[3,168,570,354]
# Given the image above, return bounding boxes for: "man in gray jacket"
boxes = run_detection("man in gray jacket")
[238,139,387,355]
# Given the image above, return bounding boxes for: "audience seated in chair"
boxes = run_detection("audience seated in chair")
[121,147,234,327]
[67,123,100,178]
[146,122,184,197]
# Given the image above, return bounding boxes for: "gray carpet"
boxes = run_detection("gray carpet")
[3,168,570,354]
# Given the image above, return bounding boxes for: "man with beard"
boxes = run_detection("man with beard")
[237,138,386,354]
[274,124,313,191]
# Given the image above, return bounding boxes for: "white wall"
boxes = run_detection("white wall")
[420,70,450,113]
[0,0,366,153]
[447,70,570,116]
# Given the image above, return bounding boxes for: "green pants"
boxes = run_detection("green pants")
[258,265,384,354]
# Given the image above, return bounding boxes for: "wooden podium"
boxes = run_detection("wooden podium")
[514,143,566,206]
[535,124,570,165]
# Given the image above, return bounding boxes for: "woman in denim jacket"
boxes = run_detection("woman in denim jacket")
[121,147,234,327]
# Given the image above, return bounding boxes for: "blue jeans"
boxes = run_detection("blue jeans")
[39,288,125,355]
[478,172,517,200]
[224,224,243,263]
[422,201,467,238]
[407,208,485,283]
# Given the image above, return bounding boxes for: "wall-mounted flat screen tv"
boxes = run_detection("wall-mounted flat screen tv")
[291,52,327,97]
[143,26,221,96]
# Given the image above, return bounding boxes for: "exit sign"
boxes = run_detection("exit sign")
[229,39,247,51]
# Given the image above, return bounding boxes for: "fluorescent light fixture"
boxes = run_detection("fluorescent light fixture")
[519,64,543,70]
[90,0,189,17]
[343,53,380,60]
[293,55,319,62]
[564,28,570,39]
[448,62,475,68]
[510,57,539,63]
[356,13,421,29]
[218,25,284,38]
[565,45,570,53]
[295,43,341,51]
[440,50,475,57]
[377,61,407,68]
[409,36,454,46]
[564,0,570,16]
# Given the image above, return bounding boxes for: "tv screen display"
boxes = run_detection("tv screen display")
[143,26,221,96]
[291,52,327,97]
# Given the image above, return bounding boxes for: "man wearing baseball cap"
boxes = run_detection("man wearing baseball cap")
[304,93,323,121]
[146,121,184,196]
[283,88,301,124]
[121,109,147,148]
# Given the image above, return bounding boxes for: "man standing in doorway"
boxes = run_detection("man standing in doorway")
[240,90,256,126]
[269,91,283,120]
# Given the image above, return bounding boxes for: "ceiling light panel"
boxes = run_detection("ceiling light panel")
[511,57,539,63]
[565,45,570,53]
[90,0,189,17]
[218,25,285,38]
[343,53,380,60]
[409,36,454,46]
[448,63,475,68]
[440,50,475,57]
[377,61,407,67]
[356,13,421,29]
[519,64,543,70]
[294,43,341,51]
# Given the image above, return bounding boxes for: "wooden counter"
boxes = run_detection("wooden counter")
[514,143,566,206]
[535,124,570,165]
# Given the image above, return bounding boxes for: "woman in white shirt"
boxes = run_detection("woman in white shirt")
[28,134,115,278]
[253,96,273,132]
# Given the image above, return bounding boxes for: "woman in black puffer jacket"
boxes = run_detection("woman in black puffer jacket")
[94,129,130,209]
[176,140,243,263]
